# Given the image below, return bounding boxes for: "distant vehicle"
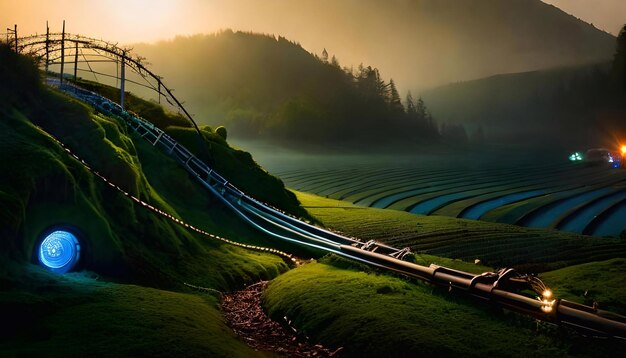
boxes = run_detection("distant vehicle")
[585,148,612,165]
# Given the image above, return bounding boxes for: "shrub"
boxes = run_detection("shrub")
[215,125,228,140]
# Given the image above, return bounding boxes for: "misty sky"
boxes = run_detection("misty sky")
[2,0,623,44]
[2,0,624,92]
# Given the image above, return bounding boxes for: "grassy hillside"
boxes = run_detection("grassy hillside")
[295,191,626,272]
[293,190,626,316]
[71,78,308,219]
[262,256,624,357]
[423,61,626,146]
[542,258,626,315]
[0,43,311,355]
[263,192,626,356]
[0,44,299,290]
[0,264,264,357]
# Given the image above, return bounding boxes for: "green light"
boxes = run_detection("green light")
[569,152,583,161]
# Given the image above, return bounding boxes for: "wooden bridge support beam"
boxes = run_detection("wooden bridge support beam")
[13,24,17,52]
[60,20,65,84]
[45,21,49,73]
[120,51,126,109]
[73,42,78,81]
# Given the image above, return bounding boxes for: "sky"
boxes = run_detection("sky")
[2,0,624,45]
[1,0,624,92]
[542,0,625,35]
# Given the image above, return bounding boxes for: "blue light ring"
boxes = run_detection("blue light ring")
[35,226,83,274]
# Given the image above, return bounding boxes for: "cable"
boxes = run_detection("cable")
[43,131,296,262]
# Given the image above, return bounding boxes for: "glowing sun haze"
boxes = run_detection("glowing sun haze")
[2,0,624,92]
[2,0,624,45]
[0,0,227,43]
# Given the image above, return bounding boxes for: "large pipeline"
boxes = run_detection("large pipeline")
[52,80,626,340]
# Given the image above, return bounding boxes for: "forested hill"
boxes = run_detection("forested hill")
[422,62,626,147]
[168,0,617,91]
[133,31,442,150]
[421,25,626,148]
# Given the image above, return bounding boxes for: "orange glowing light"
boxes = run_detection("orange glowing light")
[543,289,552,299]
[621,145,626,155]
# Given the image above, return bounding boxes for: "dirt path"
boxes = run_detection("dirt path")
[222,281,341,357]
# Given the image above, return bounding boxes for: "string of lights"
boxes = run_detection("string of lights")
[43,130,296,263]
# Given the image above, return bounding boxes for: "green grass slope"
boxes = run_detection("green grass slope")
[263,257,621,357]
[1,43,295,356]
[295,191,626,272]
[265,191,626,355]
[542,258,626,315]
[0,264,264,357]
[0,44,293,290]
[71,77,308,220]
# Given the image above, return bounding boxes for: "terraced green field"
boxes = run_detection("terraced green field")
[262,195,626,356]
[295,192,626,271]
[273,159,626,238]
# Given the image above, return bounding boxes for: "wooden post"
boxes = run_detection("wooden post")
[73,42,78,81]
[13,24,17,52]
[45,21,49,73]
[120,51,126,109]
[60,20,65,84]
[115,59,119,87]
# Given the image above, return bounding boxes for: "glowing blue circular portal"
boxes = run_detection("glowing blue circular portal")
[38,230,81,274]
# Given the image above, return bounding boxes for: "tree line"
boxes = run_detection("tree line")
[135,31,467,150]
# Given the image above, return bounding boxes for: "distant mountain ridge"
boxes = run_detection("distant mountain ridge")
[127,0,619,148]
[188,0,617,92]
[422,61,626,147]
[133,31,441,149]
[380,0,617,90]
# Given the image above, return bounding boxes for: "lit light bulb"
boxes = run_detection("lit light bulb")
[540,298,556,313]
[541,303,553,313]
[621,145,626,155]
[543,289,552,299]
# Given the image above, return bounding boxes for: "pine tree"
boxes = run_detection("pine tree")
[321,48,329,63]
[357,66,385,99]
[406,91,416,115]
[416,97,427,122]
[387,79,403,112]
